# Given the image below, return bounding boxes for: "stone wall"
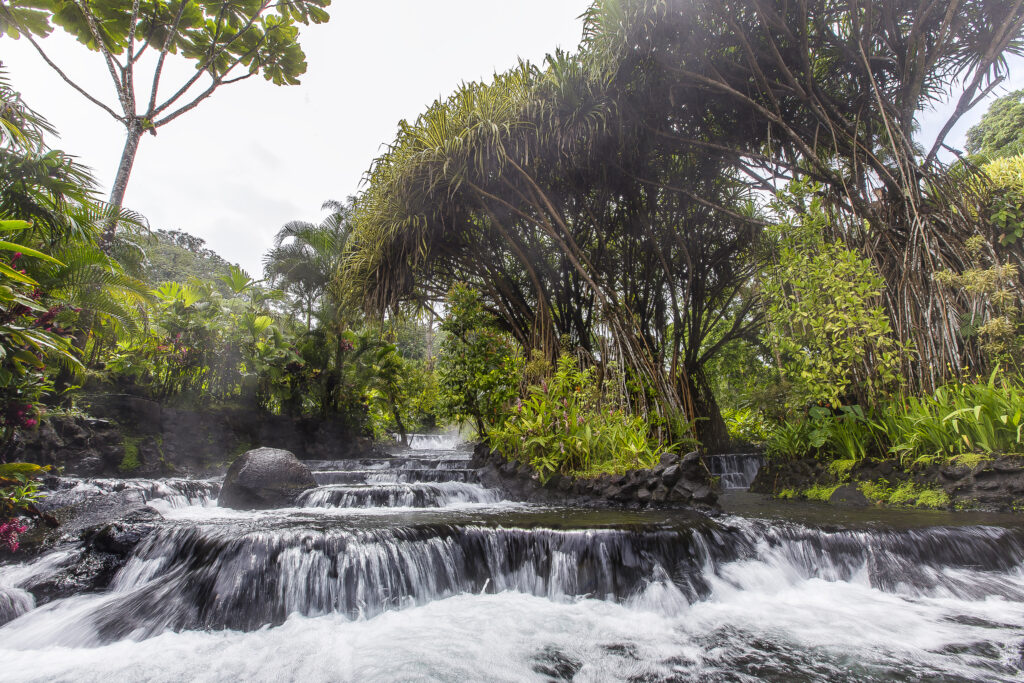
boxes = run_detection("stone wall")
[471,444,718,509]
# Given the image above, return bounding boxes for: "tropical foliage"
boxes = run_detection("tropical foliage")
[489,354,673,480]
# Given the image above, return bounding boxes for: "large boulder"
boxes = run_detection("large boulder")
[218,447,317,509]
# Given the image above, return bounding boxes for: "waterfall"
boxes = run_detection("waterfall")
[1,441,1023,681]
[706,453,765,489]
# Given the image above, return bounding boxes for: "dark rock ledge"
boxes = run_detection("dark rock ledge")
[471,443,718,510]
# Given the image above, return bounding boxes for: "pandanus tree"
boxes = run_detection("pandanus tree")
[347,54,763,449]
[582,0,1024,392]
[0,0,331,238]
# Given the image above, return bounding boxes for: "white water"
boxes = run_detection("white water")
[2,442,1023,681]
[2,568,1023,682]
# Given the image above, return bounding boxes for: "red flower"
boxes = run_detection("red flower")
[0,520,28,552]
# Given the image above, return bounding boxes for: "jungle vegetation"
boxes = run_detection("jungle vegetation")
[1,0,1024,527]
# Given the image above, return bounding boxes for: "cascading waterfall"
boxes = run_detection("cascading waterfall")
[298,482,499,508]
[1,438,1023,681]
[57,477,220,510]
[706,453,764,489]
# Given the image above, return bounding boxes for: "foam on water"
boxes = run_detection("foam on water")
[2,580,1022,682]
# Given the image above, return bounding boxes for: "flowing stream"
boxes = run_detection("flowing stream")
[1,437,1023,681]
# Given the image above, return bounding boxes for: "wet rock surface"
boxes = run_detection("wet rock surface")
[471,444,718,509]
[2,481,167,604]
[218,447,317,509]
[751,454,1024,511]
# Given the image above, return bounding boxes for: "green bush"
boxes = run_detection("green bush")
[489,354,668,479]
[882,370,1024,467]
[436,284,521,435]
[767,370,1024,469]
[722,406,772,444]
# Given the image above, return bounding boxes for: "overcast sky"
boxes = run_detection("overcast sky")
[3,2,1022,277]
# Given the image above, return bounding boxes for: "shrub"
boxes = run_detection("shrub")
[489,354,669,479]
[722,407,772,444]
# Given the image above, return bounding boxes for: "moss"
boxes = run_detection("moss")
[803,483,841,501]
[827,458,857,480]
[776,488,797,499]
[119,437,142,473]
[915,488,952,509]
[949,452,993,469]
[859,480,949,509]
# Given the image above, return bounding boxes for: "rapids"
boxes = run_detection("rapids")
[1,435,1023,681]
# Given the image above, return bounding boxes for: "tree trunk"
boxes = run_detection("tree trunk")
[686,365,730,453]
[104,120,144,245]
[389,396,409,447]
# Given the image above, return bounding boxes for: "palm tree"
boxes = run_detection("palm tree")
[264,199,352,330]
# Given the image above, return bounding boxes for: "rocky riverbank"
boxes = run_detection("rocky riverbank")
[751,454,1024,511]
[471,443,719,509]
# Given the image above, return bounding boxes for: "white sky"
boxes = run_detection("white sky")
[2,2,1022,277]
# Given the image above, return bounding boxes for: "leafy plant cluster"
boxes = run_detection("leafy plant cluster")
[767,369,1024,472]
[489,354,671,480]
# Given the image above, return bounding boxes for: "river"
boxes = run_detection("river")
[1,436,1022,681]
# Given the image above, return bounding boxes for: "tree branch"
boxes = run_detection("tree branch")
[16,29,123,121]
[71,0,132,115]
[152,0,273,116]
[146,0,190,115]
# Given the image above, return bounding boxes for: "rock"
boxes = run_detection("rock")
[86,515,161,555]
[659,452,680,467]
[661,464,682,486]
[651,483,669,502]
[667,479,692,503]
[993,459,1024,474]
[829,485,869,507]
[940,465,970,481]
[218,447,317,509]
[614,481,641,501]
[690,485,716,505]
[679,451,702,477]
[544,474,564,490]
[29,488,162,550]
[69,455,106,477]
[636,488,652,504]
